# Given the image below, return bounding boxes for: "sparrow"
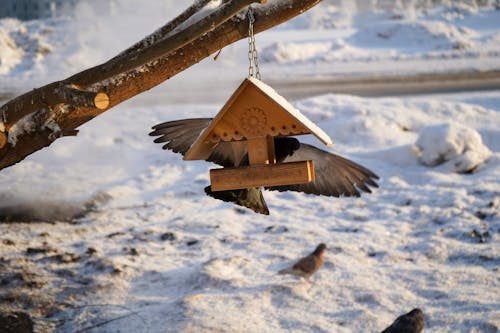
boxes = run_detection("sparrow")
[278,243,326,281]
[381,308,425,333]
[150,118,379,214]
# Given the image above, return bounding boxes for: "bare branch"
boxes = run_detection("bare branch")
[113,0,214,59]
[67,0,265,87]
[0,0,323,171]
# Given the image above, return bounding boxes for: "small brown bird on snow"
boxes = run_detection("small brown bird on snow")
[278,243,326,281]
[381,308,425,333]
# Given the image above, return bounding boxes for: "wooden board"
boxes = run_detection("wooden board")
[203,83,312,142]
[247,136,275,165]
[0,132,6,149]
[210,160,315,191]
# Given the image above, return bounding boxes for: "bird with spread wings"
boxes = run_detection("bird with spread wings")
[150,118,379,215]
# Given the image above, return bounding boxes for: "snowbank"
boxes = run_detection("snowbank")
[414,123,492,173]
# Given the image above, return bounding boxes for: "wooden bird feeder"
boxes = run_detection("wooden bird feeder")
[184,77,333,191]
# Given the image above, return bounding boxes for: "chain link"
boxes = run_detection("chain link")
[247,7,261,80]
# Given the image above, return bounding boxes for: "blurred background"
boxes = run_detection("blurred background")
[1,0,499,103]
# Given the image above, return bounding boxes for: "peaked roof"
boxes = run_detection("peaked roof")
[184,77,333,161]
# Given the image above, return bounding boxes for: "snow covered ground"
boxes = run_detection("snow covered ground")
[0,1,499,332]
[1,1,500,99]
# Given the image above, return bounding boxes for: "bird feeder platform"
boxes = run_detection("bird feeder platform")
[184,77,333,191]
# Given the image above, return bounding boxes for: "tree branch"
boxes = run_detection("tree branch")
[112,0,214,59]
[0,83,108,132]
[68,0,265,87]
[55,87,110,110]
[0,0,322,170]
[0,0,262,129]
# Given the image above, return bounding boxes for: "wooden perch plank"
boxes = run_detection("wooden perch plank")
[210,161,315,191]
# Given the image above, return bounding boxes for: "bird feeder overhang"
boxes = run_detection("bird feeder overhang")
[184,77,333,191]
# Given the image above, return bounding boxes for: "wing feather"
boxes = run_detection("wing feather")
[150,118,249,167]
[150,119,379,207]
[150,118,211,155]
[268,143,379,197]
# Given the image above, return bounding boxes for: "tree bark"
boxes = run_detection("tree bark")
[0,0,322,171]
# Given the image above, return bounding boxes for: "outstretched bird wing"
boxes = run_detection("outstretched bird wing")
[150,118,268,214]
[150,118,379,213]
[152,118,213,159]
[267,143,379,197]
[151,118,250,167]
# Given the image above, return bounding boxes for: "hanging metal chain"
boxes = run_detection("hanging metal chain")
[247,7,261,80]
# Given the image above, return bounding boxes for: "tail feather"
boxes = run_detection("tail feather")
[204,186,269,215]
[278,268,296,275]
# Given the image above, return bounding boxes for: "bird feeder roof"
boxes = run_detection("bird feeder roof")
[184,77,333,161]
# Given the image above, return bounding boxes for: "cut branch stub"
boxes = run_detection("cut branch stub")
[94,92,110,110]
[1,83,109,130]
[55,86,110,110]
